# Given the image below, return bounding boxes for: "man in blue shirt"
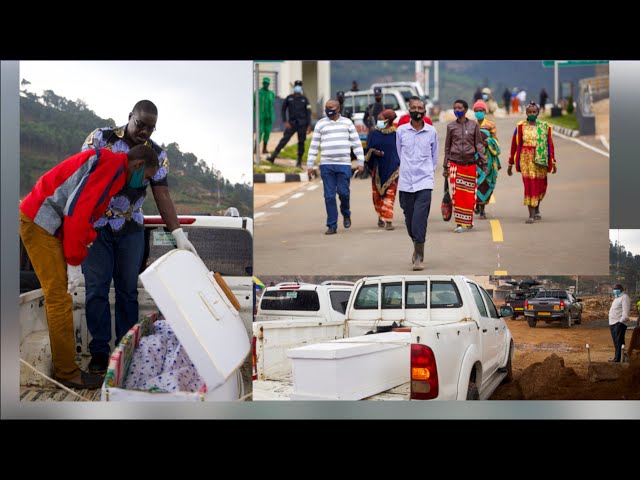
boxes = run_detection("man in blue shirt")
[395,98,439,270]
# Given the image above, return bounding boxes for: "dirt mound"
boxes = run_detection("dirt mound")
[492,354,640,400]
[581,296,610,322]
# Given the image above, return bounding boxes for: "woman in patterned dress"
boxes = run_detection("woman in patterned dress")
[508,101,557,223]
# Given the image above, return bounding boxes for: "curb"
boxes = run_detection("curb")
[551,124,579,137]
[254,172,309,183]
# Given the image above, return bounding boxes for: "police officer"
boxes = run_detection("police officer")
[336,91,352,120]
[363,87,384,130]
[267,80,312,168]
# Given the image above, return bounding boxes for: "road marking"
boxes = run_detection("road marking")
[255,212,265,218]
[272,201,288,209]
[490,220,503,242]
[489,194,496,204]
[494,270,508,276]
[290,193,304,199]
[307,184,320,191]
[599,135,610,151]
[554,131,609,157]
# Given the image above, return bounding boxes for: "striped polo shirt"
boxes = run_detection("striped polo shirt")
[306,115,365,169]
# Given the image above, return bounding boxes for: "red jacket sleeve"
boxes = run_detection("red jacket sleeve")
[62,149,127,265]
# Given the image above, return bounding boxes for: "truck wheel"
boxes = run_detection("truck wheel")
[527,317,537,328]
[501,341,514,384]
[561,313,572,328]
[466,381,480,400]
[574,312,582,325]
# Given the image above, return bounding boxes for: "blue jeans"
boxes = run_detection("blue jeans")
[83,227,144,355]
[399,189,432,244]
[320,164,352,229]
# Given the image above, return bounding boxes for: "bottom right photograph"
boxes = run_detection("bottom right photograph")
[252,232,639,401]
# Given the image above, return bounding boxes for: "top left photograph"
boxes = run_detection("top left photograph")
[18,61,255,402]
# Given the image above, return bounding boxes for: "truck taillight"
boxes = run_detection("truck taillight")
[560,301,565,308]
[251,336,257,381]
[524,300,528,308]
[410,344,439,400]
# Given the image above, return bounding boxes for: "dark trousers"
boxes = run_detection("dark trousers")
[320,164,352,229]
[609,322,628,361]
[399,189,432,244]
[272,121,308,158]
[83,227,145,355]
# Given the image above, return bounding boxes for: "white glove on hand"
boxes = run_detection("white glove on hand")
[67,264,82,294]
[172,228,198,256]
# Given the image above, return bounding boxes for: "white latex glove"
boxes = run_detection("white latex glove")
[67,264,82,294]
[172,228,198,256]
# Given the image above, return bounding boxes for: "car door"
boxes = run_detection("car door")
[466,282,498,376]
[480,286,506,367]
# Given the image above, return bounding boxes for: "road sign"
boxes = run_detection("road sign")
[542,60,609,68]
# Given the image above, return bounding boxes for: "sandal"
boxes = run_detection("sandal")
[385,222,395,230]
[377,217,385,228]
[526,217,535,224]
[454,226,464,233]
[480,213,487,219]
[534,214,542,220]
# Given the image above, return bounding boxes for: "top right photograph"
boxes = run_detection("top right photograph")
[253,60,610,276]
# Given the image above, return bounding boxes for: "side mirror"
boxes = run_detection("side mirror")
[499,305,514,318]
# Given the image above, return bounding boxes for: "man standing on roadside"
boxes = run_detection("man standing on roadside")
[307,99,364,235]
[258,77,275,154]
[608,283,631,362]
[396,97,439,270]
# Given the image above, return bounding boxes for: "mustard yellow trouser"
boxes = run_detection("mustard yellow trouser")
[19,211,78,380]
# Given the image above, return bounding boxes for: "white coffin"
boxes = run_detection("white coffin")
[286,331,410,400]
[101,249,250,401]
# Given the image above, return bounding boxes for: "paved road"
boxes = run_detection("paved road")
[255,117,609,276]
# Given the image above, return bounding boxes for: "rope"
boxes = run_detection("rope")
[20,358,92,402]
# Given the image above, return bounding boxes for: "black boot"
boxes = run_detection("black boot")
[413,242,425,271]
[296,155,302,169]
[262,141,268,154]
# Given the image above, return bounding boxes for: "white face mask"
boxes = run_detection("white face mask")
[376,120,386,129]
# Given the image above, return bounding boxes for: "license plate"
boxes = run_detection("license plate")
[538,312,551,316]
[514,308,524,311]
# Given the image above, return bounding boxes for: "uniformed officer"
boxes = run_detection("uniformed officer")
[336,91,352,120]
[267,80,312,168]
[363,87,384,130]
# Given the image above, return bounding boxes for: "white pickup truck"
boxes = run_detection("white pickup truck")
[19,214,254,401]
[252,281,354,381]
[253,275,514,400]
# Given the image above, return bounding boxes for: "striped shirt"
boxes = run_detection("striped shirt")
[306,115,365,169]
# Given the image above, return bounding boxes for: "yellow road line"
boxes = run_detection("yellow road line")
[494,270,509,276]
[490,219,503,242]
[489,194,496,204]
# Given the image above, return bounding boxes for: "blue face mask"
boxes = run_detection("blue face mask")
[474,111,485,120]
[613,289,621,296]
[376,120,386,129]
[294,86,302,94]
[129,165,145,188]
[482,94,489,101]
[454,110,465,119]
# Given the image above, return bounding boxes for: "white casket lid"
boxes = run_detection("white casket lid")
[139,249,250,390]
[286,331,410,360]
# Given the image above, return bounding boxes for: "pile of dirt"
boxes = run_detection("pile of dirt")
[581,296,610,322]
[491,354,640,400]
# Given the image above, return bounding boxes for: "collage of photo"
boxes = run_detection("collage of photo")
[10,60,639,409]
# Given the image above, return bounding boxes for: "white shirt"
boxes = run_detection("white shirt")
[609,293,631,325]
[306,115,364,169]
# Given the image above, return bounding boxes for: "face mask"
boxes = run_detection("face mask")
[527,114,538,122]
[129,165,145,188]
[482,94,489,101]
[294,86,302,94]
[410,111,424,122]
[325,109,337,118]
[613,289,621,296]
[454,110,465,119]
[376,120,387,129]
[474,111,485,120]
